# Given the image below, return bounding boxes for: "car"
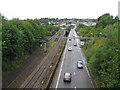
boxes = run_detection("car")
[68,47,72,51]
[69,38,71,41]
[77,61,83,69]
[63,73,72,82]
[73,43,77,46]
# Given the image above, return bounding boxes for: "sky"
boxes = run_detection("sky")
[0,0,119,19]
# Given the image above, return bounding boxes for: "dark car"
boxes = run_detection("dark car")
[69,38,71,41]
[63,73,72,82]
[77,61,83,69]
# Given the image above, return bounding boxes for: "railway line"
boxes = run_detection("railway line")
[3,30,65,88]
[21,32,64,88]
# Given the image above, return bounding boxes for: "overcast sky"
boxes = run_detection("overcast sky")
[0,0,119,19]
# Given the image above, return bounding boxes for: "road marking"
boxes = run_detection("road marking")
[74,86,76,90]
[75,31,95,88]
[73,64,74,68]
[55,43,67,89]
[79,48,95,88]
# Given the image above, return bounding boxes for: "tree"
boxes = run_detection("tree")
[2,16,60,72]
[96,13,114,28]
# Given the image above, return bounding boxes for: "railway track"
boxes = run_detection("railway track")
[20,30,64,88]
[3,30,65,89]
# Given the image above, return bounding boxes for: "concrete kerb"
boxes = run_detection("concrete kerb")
[81,50,98,88]
[45,39,67,89]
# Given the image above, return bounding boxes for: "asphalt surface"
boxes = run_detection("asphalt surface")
[50,27,94,88]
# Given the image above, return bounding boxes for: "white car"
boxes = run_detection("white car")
[73,43,77,46]
[77,61,83,69]
[68,47,72,51]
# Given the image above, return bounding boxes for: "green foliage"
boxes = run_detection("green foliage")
[86,23,120,88]
[76,24,84,31]
[78,13,120,88]
[78,25,99,37]
[46,25,59,36]
[65,25,74,31]
[96,13,114,28]
[2,16,60,72]
[88,24,120,88]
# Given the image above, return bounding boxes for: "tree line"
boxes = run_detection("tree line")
[2,16,59,72]
[77,13,120,88]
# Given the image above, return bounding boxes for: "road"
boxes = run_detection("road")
[50,27,94,88]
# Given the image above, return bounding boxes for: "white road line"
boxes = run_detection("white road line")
[74,86,76,90]
[75,31,95,88]
[55,43,67,89]
[79,49,95,88]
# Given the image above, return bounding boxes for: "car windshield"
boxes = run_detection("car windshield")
[78,64,82,66]
[65,73,70,76]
